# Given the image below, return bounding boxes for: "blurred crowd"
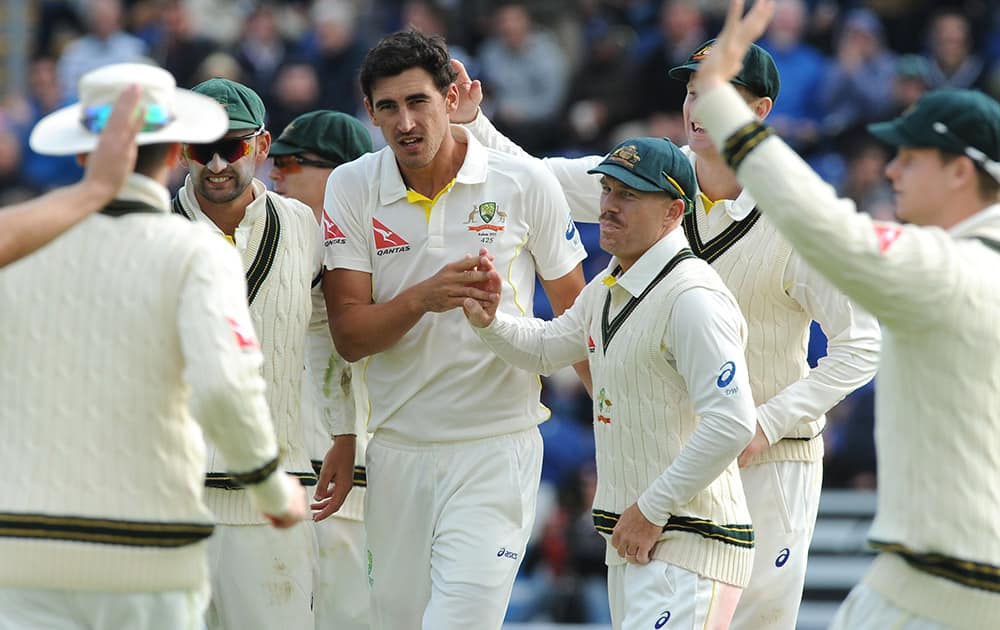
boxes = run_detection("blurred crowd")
[7,0,1000,623]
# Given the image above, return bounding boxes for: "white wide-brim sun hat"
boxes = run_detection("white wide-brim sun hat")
[30,62,228,156]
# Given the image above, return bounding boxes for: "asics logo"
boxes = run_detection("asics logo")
[497,547,519,560]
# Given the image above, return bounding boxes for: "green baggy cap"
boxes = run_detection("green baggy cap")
[192,78,266,131]
[270,110,373,164]
[868,88,1000,182]
[588,137,696,212]
[669,38,780,101]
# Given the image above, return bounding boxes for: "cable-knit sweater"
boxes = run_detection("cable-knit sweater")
[0,174,292,591]
[176,177,320,524]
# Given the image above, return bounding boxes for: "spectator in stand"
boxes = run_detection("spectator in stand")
[819,9,897,143]
[15,57,82,191]
[478,1,570,155]
[633,0,709,121]
[400,0,480,79]
[562,24,639,154]
[267,62,322,137]
[149,0,219,88]
[57,0,147,99]
[233,4,290,112]
[757,0,828,155]
[924,10,990,92]
[890,54,933,117]
[307,0,369,117]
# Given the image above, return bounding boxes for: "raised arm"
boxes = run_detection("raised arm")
[451,59,604,223]
[693,0,968,327]
[0,87,144,268]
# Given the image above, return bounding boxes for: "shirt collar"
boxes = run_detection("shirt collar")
[116,173,170,211]
[377,125,487,206]
[605,229,689,298]
[681,144,757,221]
[948,204,1000,239]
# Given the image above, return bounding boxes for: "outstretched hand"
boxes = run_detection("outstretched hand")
[450,58,483,124]
[693,0,775,94]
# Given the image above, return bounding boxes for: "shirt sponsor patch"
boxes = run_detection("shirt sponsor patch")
[587,335,596,353]
[322,210,346,245]
[373,218,410,255]
[873,223,902,253]
[717,360,740,396]
[226,316,258,350]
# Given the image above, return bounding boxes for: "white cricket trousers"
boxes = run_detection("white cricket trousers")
[204,520,318,630]
[607,560,743,630]
[0,585,208,629]
[830,582,959,630]
[314,516,369,630]
[731,459,822,630]
[364,426,543,630]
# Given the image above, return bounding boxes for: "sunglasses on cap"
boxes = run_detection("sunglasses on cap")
[184,126,265,165]
[932,122,1000,182]
[81,103,173,134]
[271,154,341,173]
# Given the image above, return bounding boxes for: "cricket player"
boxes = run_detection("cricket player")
[320,29,587,629]
[269,109,374,630]
[173,78,322,629]
[464,136,758,629]
[693,1,1000,628]
[0,62,306,628]
[451,34,880,627]
[0,87,142,268]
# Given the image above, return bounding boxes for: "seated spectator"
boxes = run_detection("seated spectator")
[924,10,989,91]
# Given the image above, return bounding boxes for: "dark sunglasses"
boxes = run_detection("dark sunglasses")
[185,126,265,165]
[271,154,341,173]
[81,103,173,133]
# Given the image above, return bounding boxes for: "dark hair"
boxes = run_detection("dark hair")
[134,143,172,177]
[359,29,456,101]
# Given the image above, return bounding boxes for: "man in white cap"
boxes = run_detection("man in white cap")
[0,87,143,268]
[0,62,306,629]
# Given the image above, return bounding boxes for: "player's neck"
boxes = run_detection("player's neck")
[694,152,743,202]
[400,133,467,199]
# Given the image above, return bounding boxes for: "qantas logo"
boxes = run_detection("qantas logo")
[373,218,410,256]
[873,223,902,253]
[226,316,258,350]
[322,210,346,244]
[588,335,596,353]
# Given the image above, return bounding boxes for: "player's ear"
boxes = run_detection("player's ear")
[753,96,774,120]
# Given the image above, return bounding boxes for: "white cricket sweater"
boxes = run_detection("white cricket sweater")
[477,231,757,587]
[464,110,880,465]
[177,178,319,524]
[0,175,293,592]
[699,83,1000,629]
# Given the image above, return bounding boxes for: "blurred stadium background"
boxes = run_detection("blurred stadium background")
[4,0,997,626]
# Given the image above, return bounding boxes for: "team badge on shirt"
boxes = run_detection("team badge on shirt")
[596,388,613,424]
[226,316,259,350]
[465,201,507,244]
[322,209,346,245]
[373,218,410,256]
[588,335,596,353]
